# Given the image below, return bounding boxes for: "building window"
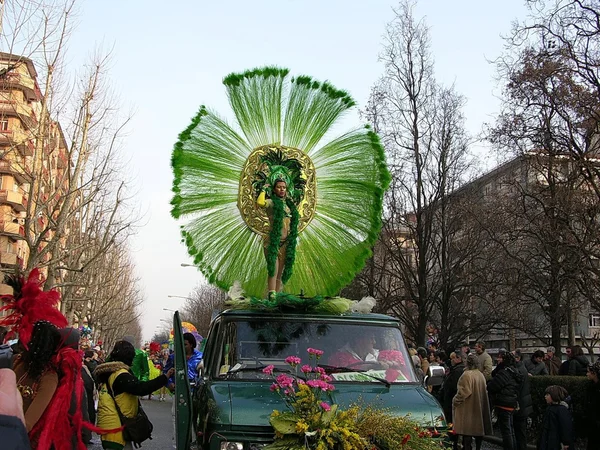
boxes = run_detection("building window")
[589,314,600,328]
[0,119,8,131]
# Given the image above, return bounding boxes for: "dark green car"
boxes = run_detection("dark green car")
[175,309,447,450]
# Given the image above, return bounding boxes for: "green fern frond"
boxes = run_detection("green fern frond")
[283,76,356,152]
[224,66,289,148]
[171,108,250,218]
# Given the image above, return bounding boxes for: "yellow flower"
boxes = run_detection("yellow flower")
[295,420,309,434]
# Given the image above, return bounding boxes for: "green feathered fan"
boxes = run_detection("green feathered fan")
[171,67,390,297]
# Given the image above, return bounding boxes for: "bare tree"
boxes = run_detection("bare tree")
[180,283,226,337]
[353,1,481,347]
[0,1,141,338]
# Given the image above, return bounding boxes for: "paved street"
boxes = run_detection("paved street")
[89,397,175,450]
[85,397,505,450]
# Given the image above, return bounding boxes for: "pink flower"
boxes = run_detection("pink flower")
[378,350,406,366]
[262,365,275,375]
[314,367,326,375]
[385,369,400,383]
[320,402,331,412]
[270,383,280,392]
[301,365,312,374]
[307,348,324,357]
[319,374,332,382]
[284,356,301,366]
[307,380,335,391]
[276,374,294,388]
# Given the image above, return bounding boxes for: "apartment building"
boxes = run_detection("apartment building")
[0,52,69,296]
[450,152,600,356]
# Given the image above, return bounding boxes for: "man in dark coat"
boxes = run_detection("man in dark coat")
[442,351,465,450]
[513,350,533,450]
[558,346,571,375]
[441,351,465,421]
[487,352,522,450]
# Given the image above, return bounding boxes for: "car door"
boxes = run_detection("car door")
[173,311,193,450]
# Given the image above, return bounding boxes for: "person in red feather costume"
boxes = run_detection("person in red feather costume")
[0,270,67,345]
[0,270,122,449]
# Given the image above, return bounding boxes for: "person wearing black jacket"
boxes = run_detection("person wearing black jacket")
[513,350,533,450]
[538,385,573,450]
[567,346,589,376]
[442,352,465,421]
[95,340,174,449]
[585,362,600,450]
[487,352,522,450]
[442,351,465,450]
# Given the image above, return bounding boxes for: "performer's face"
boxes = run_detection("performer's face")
[274,181,287,198]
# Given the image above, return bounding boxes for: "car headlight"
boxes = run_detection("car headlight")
[220,442,243,450]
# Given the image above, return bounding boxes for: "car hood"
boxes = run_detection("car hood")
[208,381,441,428]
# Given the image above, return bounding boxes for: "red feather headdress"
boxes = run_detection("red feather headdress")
[0,269,67,346]
[149,341,161,354]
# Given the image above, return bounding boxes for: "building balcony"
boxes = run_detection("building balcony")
[0,189,27,212]
[1,72,38,102]
[0,251,18,266]
[0,160,31,183]
[0,220,24,238]
[0,131,34,157]
[0,100,34,122]
[0,283,13,295]
[0,100,16,115]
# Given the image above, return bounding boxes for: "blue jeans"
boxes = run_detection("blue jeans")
[496,408,516,450]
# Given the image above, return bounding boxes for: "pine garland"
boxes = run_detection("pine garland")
[282,198,299,284]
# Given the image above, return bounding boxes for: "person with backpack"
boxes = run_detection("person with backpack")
[487,351,522,450]
[538,385,573,450]
[95,340,174,450]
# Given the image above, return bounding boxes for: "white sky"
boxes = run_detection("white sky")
[64,0,529,341]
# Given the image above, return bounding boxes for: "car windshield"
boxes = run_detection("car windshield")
[213,318,417,383]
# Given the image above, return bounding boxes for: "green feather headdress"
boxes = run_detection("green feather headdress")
[171,67,390,297]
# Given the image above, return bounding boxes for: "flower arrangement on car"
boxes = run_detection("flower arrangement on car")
[263,348,445,450]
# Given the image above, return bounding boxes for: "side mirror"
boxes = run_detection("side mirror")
[425,365,445,387]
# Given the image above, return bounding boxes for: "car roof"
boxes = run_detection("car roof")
[215,309,399,324]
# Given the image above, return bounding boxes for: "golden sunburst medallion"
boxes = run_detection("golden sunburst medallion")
[237,145,317,236]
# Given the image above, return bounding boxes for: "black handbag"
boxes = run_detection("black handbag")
[108,384,153,448]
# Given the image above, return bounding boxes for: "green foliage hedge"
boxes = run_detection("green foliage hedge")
[529,376,590,440]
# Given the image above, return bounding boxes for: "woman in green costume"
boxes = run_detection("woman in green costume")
[257,178,292,297]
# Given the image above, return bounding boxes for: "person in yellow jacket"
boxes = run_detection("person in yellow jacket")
[94,340,174,450]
